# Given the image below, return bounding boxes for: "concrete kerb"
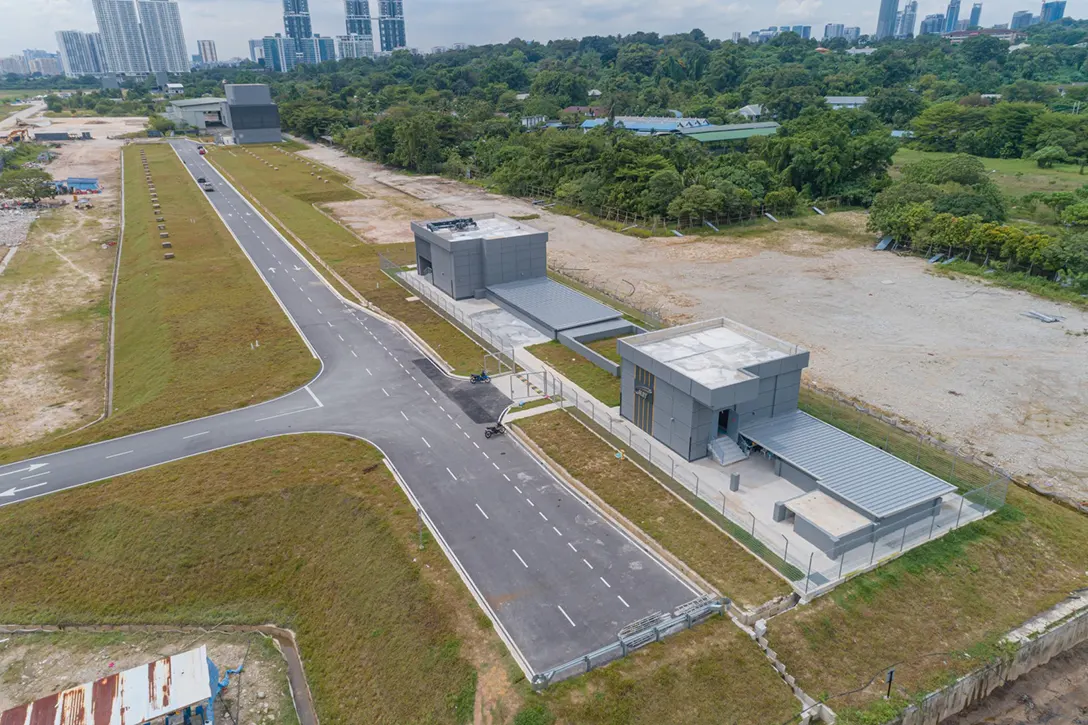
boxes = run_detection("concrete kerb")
[0,622,320,725]
[510,424,719,599]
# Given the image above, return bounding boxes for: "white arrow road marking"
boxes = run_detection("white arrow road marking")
[268,267,276,274]
[0,463,48,479]
[0,481,50,497]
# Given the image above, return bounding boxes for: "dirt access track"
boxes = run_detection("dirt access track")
[0,115,140,445]
[299,143,1088,504]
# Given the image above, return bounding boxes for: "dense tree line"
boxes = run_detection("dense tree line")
[44,89,162,117]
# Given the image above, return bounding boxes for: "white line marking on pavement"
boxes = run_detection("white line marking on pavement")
[617,595,630,608]
[182,431,209,440]
[475,503,489,520]
[106,450,133,459]
[463,432,470,439]
[526,498,535,507]
[558,605,576,627]
[447,467,457,480]
[366,368,371,375]
[481,451,489,459]
[338,334,344,341]
[539,511,548,522]
[327,321,333,327]
[401,410,409,421]
[504,474,512,482]
[600,577,611,588]
[447,414,453,420]
[583,558,593,570]
[513,484,521,493]
[568,542,578,552]
[351,350,357,357]
[305,386,323,407]
[382,388,389,397]
[417,382,423,388]
[455,422,461,429]
[439,406,445,412]
[20,471,49,481]
[512,549,528,568]
[473,442,480,449]
[317,309,323,315]
[553,526,563,536]
[307,297,312,302]
[421,437,431,448]
[493,462,500,470]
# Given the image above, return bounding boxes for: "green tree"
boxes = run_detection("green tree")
[1032,145,1069,168]
[668,184,724,218]
[1061,202,1088,226]
[0,169,56,203]
[392,115,443,172]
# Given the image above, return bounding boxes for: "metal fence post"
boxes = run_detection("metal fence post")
[671,458,675,478]
[870,537,877,565]
[955,495,966,527]
[750,512,756,537]
[804,553,814,595]
[721,496,726,515]
[695,475,700,499]
[782,535,789,564]
[837,551,846,580]
[899,523,908,552]
[928,511,937,540]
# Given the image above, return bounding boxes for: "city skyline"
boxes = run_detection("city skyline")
[1,0,1076,62]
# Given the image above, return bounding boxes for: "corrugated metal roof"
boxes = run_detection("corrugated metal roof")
[679,122,780,143]
[0,646,212,725]
[487,277,621,333]
[169,97,226,107]
[741,412,956,519]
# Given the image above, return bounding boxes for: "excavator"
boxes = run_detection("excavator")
[0,128,29,146]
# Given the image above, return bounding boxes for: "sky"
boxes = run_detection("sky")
[0,0,1061,59]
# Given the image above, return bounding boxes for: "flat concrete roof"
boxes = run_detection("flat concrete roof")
[487,277,621,334]
[417,214,539,243]
[741,411,958,519]
[785,490,871,538]
[170,97,226,108]
[625,318,803,390]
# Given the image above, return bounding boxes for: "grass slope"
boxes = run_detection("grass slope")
[207,145,492,374]
[517,411,789,608]
[0,144,318,463]
[0,436,477,725]
[893,147,1087,195]
[525,341,622,407]
[770,388,1088,723]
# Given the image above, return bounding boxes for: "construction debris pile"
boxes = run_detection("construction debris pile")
[0,208,35,247]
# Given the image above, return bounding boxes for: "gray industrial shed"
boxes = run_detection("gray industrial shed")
[412,215,640,353]
[618,318,809,463]
[617,317,958,557]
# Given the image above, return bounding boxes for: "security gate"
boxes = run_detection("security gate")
[632,365,655,434]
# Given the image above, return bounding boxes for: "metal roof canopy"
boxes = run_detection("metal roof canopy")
[741,411,956,519]
[486,277,622,335]
[0,645,213,725]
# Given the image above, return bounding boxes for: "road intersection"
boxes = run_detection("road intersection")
[0,140,705,677]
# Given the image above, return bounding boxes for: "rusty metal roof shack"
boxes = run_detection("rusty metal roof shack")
[0,645,214,725]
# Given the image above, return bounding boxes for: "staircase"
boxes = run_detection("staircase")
[708,436,748,466]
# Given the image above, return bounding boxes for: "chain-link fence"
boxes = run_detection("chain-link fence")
[531,371,1009,598]
[532,596,725,689]
[378,254,516,374]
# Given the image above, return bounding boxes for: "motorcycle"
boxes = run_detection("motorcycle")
[484,424,506,439]
[470,372,491,384]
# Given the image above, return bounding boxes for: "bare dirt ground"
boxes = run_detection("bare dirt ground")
[0,116,137,445]
[0,630,295,723]
[299,144,1088,503]
[942,638,1088,725]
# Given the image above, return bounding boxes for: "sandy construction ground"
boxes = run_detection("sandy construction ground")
[0,115,133,445]
[299,144,1088,503]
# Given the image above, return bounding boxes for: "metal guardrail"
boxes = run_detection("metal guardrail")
[531,596,726,689]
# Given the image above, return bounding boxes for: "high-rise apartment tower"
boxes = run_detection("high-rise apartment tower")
[137,0,189,73]
[56,30,105,76]
[377,0,406,51]
[944,0,961,32]
[875,0,900,39]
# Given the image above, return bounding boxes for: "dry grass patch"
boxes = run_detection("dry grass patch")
[208,145,493,374]
[0,144,318,463]
[521,617,799,725]
[0,436,480,725]
[517,412,790,608]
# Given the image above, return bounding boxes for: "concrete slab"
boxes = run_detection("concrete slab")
[784,491,871,538]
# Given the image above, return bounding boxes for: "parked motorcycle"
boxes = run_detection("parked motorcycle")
[484,424,506,439]
[470,371,491,384]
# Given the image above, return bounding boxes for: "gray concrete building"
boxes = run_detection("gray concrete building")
[617,318,956,557]
[165,84,280,144]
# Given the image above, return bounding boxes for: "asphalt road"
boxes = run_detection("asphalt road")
[0,140,704,676]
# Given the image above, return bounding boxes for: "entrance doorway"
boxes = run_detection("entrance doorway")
[717,409,731,437]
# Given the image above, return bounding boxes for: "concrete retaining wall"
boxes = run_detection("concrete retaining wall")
[557,333,620,375]
[886,593,1088,725]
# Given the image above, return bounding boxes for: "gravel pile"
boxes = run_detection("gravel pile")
[0,209,35,247]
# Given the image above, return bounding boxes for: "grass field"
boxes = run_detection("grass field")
[585,337,623,363]
[517,411,790,608]
[207,145,494,374]
[0,144,318,463]
[0,436,479,724]
[523,616,799,725]
[893,147,1088,195]
[766,386,1088,723]
[525,341,622,407]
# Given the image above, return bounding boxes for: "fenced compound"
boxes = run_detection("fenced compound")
[378,254,516,374]
[532,596,725,688]
[520,369,1009,599]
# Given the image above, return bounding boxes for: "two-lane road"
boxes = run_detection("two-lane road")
[0,140,705,676]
